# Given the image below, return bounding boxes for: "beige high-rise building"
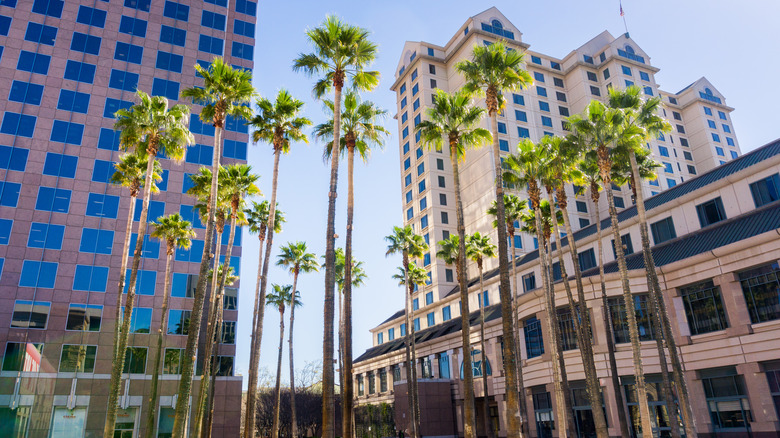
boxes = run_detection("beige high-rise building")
[352,8,780,438]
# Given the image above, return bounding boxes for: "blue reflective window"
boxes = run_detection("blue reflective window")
[539,101,550,112]
[0,219,11,245]
[231,42,253,60]
[119,16,147,37]
[35,187,71,213]
[718,111,727,120]
[98,128,120,150]
[152,78,180,100]
[134,200,165,222]
[130,308,152,332]
[0,146,28,172]
[178,204,204,229]
[497,122,507,134]
[220,225,242,247]
[199,35,224,55]
[413,99,420,111]
[9,81,44,105]
[91,160,114,184]
[536,86,547,97]
[513,94,525,105]
[541,116,552,127]
[104,98,133,119]
[515,110,527,122]
[0,15,10,36]
[156,51,183,73]
[712,133,721,143]
[163,1,189,21]
[124,270,157,295]
[223,139,247,160]
[129,233,160,259]
[190,116,215,137]
[17,51,50,74]
[50,120,84,145]
[202,11,226,30]
[86,193,119,218]
[64,60,95,83]
[518,127,530,138]
[70,32,101,55]
[27,222,64,250]
[1,112,36,137]
[0,182,21,207]
[185,144,214,166]
[114,42,143,64]
[109,69,139,92]
[24,23,57,45]
[43,152,78,178]
[622,65,632,75]
[32,0,63,18]
[160,25,186,46]
[57,90,90,113]
[175,239,204,262]
[499,139,509,152]
[412,83,419,96]
[76,6,106,28]
[225,115,248,133]
[73,265,109,292]
[219,253,240,275]
[234,19,254,37]
[418,179,426,193]
[235,0,257,16]
[19,260,58,288]
[124,0,150,10]
[658,146,669,157]
[80,228,114,254]
[639,71,650,81]
[157,169,169,191]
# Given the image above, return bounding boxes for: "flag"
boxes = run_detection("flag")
[620,3,625,16]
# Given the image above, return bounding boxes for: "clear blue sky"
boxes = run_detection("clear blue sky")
[236,0,780,383]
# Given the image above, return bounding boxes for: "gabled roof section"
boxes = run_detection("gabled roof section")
[469,6,523,42]
[676,76,724,99]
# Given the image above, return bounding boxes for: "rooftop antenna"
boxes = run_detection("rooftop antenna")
[620,0,629,37]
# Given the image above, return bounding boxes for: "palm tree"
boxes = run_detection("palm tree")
[316,92,388,433]
[542,135,609,438]
[568,100,655,435]
[293,17,379,436]
[385,226,429,438]
[266,284,301,438]
[416,89,490,438]
[504,141,571,437]
[277,242,320,438]
[144,214,195,438]
[244,89,310,437]
[456,43,533,437]
[577,152,631,437]
[609,86,695,437]
[105,90,193,437]
[175,58,254,437]
[201,165,260,436]
[487,194,527,430]
[465,232,497,438]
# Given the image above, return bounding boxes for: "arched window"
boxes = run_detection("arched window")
[625,45,635,54]
[705,87,713,95]
[460,349,492,379]
[491,19,503,29]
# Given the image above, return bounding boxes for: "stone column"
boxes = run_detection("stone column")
[738,362,780,433]
[715,273,753,337]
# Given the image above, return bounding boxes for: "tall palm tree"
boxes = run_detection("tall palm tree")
[504,141,570,438]
[316,92,388,434]
[109,152,162,358]
[277,241,320,438]
[577,152,631,438]
[145,214,195,438]
[266,284,300,438]
[542,135,609,437]
[293,17,379,436]
[487,194,527,431]
[175,58,254,437]
[609,86,695,437]
[416,89,490,438]
[465,232,497,438]
[457,43,533,437]
[569,100,655,435]
[105,90,193,437]
[385,226,429,438]
[244,89,310,437]
[201,165,260,436]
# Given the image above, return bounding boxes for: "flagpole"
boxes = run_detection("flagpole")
[620,0,629,34]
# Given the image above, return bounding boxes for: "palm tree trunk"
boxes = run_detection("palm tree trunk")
[629,153,695,437]
[408,273,422,438]
[598,149,654,436]
[477,267,493,438]
[532,200,568,438]
[246,147,283,438]
[145,248,174,438]
[204,212,240,436]
[338,283,344,404]
[105,149,158,437]
[487,102,523,438]
[508,228,528,436]
[451,142,477,438]
[113,193,137,361]
[591,188,630,438]
[401,255,418,438]
[173,117,223,438]
[342,144,356,438]
[244,232,265,436]
[289,270,301,438]
[193,224,223,438]
[554,189,609,438]
[321,81,342,438]
[272,307,286,438]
